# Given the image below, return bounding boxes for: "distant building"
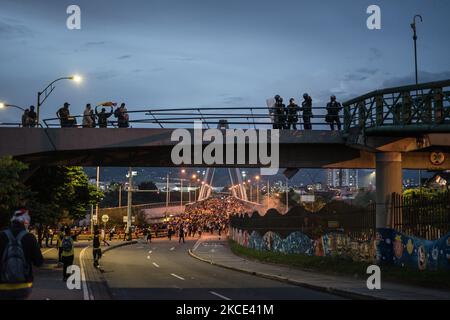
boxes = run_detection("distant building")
[327,169,358,189]
[425,171,450,189]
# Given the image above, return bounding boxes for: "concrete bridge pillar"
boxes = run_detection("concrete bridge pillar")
[375,152,402,228]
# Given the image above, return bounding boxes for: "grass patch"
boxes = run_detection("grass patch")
[229,240,450,291]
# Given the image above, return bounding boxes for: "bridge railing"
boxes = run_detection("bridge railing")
[343,79,450,135]
[40,106,336,130]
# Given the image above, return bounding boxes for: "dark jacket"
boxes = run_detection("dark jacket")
[0,223,44,283]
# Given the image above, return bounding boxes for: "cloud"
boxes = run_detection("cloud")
[343,73,368,82]
[118,55,132,60]
[84,41,106,47]
[88,70,119,81]
[382,71,450,87]
[222,96,245,106]
[356,68,378,75]
[0,19,33,39]
[368,47,382,61]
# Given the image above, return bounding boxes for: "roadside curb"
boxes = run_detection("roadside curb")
[81,240,138,300]
[188,249,384,301]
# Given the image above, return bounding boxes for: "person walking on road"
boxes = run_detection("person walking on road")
[57,226,65,265]
[61,227,75,282]
[92,226,102,269]
[178,224,185,244]
[0,209,43,300]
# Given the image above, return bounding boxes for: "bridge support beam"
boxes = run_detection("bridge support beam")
[375,152,402,228]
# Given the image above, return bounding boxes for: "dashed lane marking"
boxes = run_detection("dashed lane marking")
[210,291,231,300]
[152,262,160,268]
[170,273,185,280]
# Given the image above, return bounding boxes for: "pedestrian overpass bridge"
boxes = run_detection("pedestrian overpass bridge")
[1,80,450,230]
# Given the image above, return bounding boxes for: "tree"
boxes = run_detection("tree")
[0,156,31,228]
[27,166,103,226]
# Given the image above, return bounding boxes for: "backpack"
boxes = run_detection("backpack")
[62,237,73,253]
[1,230,30,283]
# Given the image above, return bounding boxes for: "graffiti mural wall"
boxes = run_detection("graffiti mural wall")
[377,228,450,271]
[230,227,376,263]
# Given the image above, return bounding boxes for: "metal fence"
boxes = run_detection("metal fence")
[390,191,450,240]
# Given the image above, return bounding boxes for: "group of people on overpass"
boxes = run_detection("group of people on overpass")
[55,102,130,128]
[270,94,343,131]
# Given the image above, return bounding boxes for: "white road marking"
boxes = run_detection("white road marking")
[41,248,54,255]
[170,247,175,251]
[210,291,231,300]
[79,246,92,301]
[147,256,151,259]
[148,250,152,254]
[193,238,203,251]
[152,262,160,268]
[170,273,185,280]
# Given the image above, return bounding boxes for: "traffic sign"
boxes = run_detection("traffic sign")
[102,214,109,223]
[122,216,136,223]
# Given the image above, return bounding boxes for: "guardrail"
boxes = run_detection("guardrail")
[343,79,450,135]
[40,106,336,130]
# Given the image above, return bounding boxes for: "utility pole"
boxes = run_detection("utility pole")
[285,177,289,213]
[180,178,183,208]
[267,180,270,209]
[95,166,100,224]
[118,185,122,207]
[188,182,191,203]
[166,174,169,211]
[411,14,423,86]
[126,167,133,241]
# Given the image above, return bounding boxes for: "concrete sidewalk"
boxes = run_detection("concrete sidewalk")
[189,235,450,300]
[29,240,136,300]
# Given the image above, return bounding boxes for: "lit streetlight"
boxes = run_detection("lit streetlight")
[0,103,25,111]
[36,74,83,124]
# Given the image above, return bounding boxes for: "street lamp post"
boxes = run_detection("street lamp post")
[411,15,423,86]
[255,176,260,204]
[36,75,82,125]
[126,167,133,241]
[0,103,25,111]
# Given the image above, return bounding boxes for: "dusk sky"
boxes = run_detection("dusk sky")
[1,0,449,123]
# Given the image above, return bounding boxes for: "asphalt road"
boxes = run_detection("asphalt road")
[101,238,344,300]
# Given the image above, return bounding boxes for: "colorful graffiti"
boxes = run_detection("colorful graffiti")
[377,229,450,271]
[230,227,375,262]
[230,226,450,271]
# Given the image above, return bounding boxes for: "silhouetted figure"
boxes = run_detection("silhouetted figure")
[56,102,75,127]
[28,106,37,127]
[273,95,286,129]
[82,104,94,128]
[114,103,129,128]
[326,95,342,131]
[300,93,313,130]
[21,109,30,128]
[95,106,114,128]
[287,98,300,130]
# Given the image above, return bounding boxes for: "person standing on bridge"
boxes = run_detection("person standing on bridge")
[28,106,37,127]
[287,98,300,130]
[325,95,342,131]
[56,102,71,128]
[96,105,114,128]
[300,93,313,130]
[82,104,94,128]
[114,103,129,128]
